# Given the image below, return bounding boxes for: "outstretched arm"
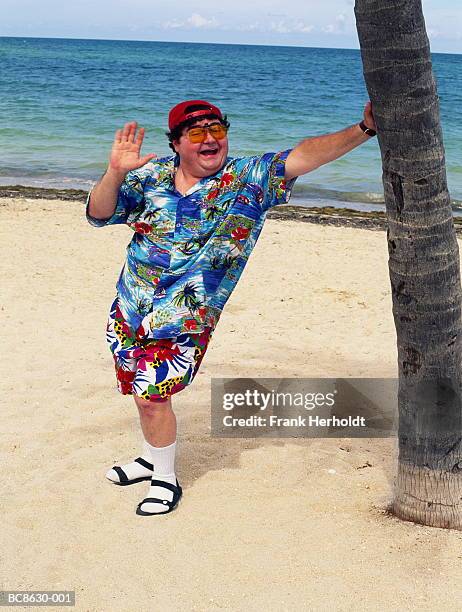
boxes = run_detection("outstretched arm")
[88,121,156,220]
[284,101,376,180]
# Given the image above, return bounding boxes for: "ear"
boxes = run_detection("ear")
[171,139,180,154]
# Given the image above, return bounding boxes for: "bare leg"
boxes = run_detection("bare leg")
[133,395,176,446]
[106,395,177,485]
[134,395,180,514]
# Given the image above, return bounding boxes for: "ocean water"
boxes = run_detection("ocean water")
[1,36,461,210]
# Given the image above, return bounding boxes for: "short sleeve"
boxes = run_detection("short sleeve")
[246,149,297,212]
[86,168,146,227]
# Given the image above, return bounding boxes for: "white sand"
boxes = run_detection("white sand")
[1,198,461,611]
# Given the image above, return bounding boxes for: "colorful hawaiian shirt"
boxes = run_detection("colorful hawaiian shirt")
[86,150,297,339]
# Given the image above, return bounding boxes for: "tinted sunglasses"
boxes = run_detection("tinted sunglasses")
[186,123,228,143]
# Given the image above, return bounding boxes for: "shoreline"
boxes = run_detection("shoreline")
[3,184,462,234]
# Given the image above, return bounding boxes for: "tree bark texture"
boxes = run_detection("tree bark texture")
[354,0,462,529]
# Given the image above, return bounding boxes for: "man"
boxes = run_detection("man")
[87,99,377,516]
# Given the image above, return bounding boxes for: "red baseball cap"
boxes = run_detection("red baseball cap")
[168,99,223,131]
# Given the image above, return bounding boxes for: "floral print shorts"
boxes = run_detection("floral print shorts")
[106,298,214,402]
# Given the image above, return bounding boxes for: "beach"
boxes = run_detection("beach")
[1,195,461,611]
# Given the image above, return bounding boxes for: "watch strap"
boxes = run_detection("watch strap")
[359,120,377,137]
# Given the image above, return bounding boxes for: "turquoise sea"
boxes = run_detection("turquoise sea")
[1,37,461,211]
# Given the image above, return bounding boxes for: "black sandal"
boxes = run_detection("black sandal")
[108,457,154,486]
[136,479,183,516]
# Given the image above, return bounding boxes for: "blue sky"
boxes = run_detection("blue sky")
[0,0,460,53]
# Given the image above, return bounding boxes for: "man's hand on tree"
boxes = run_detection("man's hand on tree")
[108,121,157,178]
[363,101,377,131]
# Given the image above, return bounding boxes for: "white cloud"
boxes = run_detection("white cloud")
[322,12,347,34]
[269,21,290,34]
[293,21,314,33]
[163,19,184,29]
[165,15,314,35]
[269,20,314,34]
[187,13,218,28]
[237,22,263,32]
[163,13,219,30]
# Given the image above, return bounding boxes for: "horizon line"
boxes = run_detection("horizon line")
[0,34,460,56]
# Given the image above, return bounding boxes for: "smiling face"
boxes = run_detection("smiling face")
[172,117,229,179]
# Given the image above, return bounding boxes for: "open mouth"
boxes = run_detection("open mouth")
[200,147,219,157]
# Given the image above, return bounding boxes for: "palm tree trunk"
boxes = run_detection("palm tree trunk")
[354,0,462,529]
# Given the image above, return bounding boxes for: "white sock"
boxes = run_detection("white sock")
[106,440,153,484]
[139,440,178,514]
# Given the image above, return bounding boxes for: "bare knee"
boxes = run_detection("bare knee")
[134,395,172,413]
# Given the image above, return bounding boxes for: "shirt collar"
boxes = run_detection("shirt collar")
[159,156,232,196]
[155,156,177,191]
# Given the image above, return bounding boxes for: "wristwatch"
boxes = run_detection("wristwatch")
[359,120,377,137]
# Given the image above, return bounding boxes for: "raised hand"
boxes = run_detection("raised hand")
[108,121,156,177]
[363,101,377,131]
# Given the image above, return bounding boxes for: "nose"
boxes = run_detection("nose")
[203,128,216,144]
